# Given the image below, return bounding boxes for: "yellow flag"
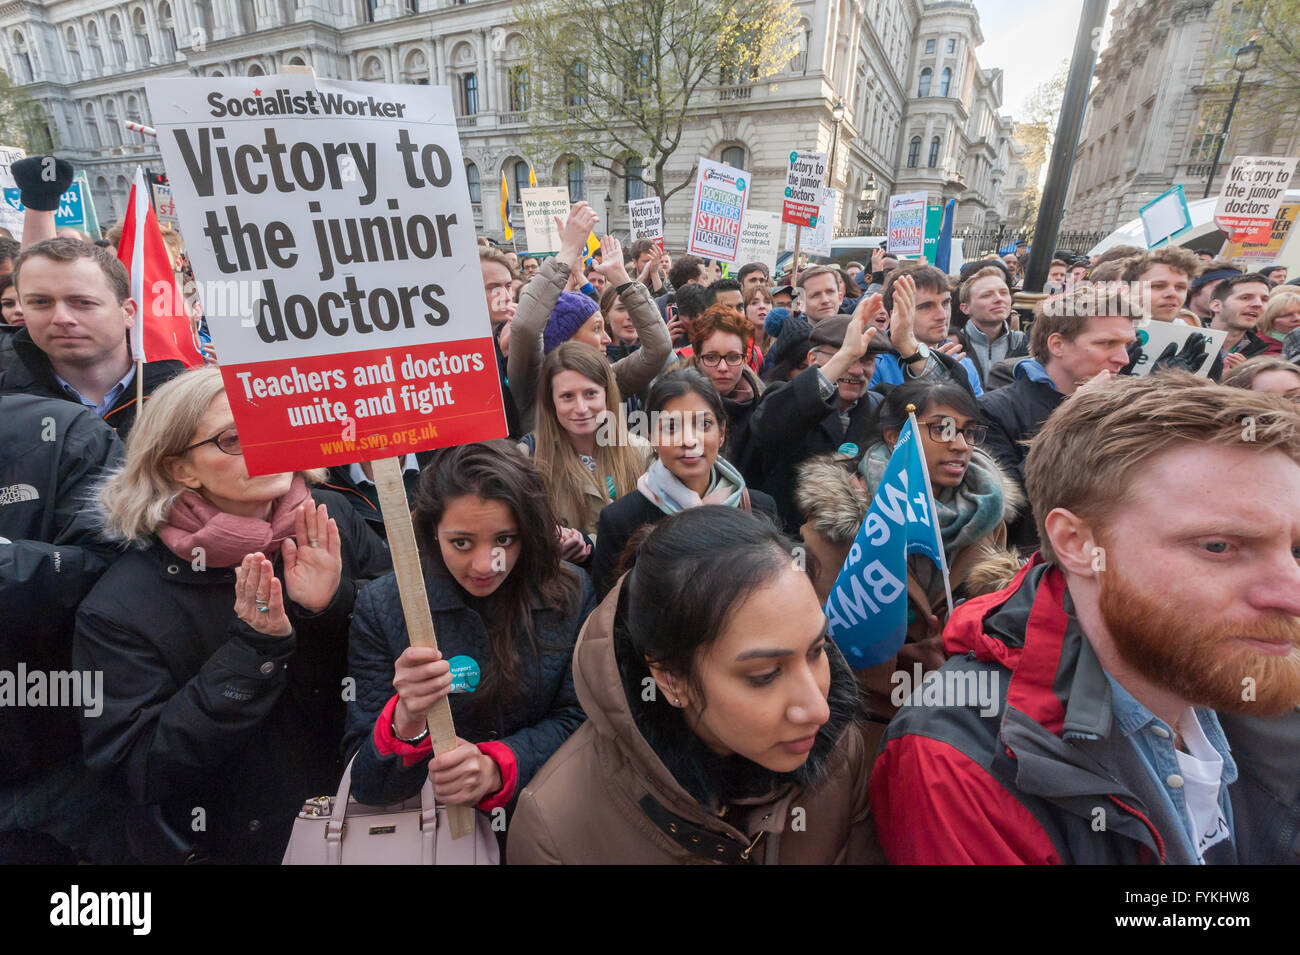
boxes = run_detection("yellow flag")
[500,172,513,242]
[586,232,600,260]
[528,164,537,188]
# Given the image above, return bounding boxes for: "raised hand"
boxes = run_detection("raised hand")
[234,553,291,637]
[637,245,665,286]
[593,234,632,286]
[888,273,918,356]
[555,202,600,264]
[281,502,342,614]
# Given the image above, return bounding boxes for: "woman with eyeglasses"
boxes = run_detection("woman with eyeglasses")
[73,366,392,863]
[795,379,1023,719]
[687,305,765,472]
[589,369,777,597]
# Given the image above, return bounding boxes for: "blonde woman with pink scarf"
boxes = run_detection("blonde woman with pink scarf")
[74,366,391,864]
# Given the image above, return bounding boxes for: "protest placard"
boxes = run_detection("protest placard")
[1221,203,1298,261]
[0,144,25,238]
[519,185,568,253]
[147,75,507,477]
[782,150,827,227]
[785,188,836,257]
[1122,323,1228,379]
[152,181,179,227]
[887,192,927,256]
[686,157,749,263]
[1214,156,1297,243]
[735,209,780,272]
[1139,185,1192,248]
[2,180,92,233]
[628,195,663,249]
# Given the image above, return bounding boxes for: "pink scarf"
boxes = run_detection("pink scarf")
[158,475,312,568]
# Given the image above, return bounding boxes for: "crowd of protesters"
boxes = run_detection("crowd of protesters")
[2,159,1299,866]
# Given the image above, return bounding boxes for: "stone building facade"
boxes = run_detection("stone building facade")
[0,0,1022,247]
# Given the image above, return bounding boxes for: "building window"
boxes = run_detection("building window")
[625,157,645,202]
[924,38,935,54]
[721,145,746,170]
[907,136,921,168]
[159,2,177,59]
[108,14,127,66]
[790,24,810,73]
[513,160,531,203]
[87,21,105,72]
[466,162,481,203]
[462,73,478,115]
[566,159,585,200]
[1188,102,1230,162]
[946,38,956,53]
[84,105,100,148]
[940,68,951,97]
[928,136,941,168]
[918,68,931,97]
[133,9,152,63]
[508,65,529,111]
[566,60,588,107]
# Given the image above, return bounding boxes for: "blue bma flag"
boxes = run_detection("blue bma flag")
[824,416,949,667]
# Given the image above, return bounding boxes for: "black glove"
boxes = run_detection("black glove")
[1120,338,1144,376]
[11,156,74,212]
[1152,332,1209,375]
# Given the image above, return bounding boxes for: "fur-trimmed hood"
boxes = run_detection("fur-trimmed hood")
[795,446,1026,546]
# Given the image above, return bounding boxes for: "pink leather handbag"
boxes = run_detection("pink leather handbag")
[282,757,500,865]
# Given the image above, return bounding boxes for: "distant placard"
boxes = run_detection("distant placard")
[735,209,780,273]
[1214,156,1297,242]
[520,186,569,253]
[887,192,927,256]
[628,195,663,249]
[785,188,836,257]
[782,150,827,227]
[686,158,750,263]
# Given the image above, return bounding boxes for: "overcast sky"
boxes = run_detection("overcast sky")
[974,0,1095,120]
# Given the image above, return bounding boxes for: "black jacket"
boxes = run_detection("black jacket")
[1218,711,1300,864]
[73,488,391,864]
[0,395,123,782]
[320,464,419,540]
[977,367,1065,552]
[721,366,764,481]
[0,327,184,440]
[343,566,596,816]
[746,364,884,533]
[591,488,780,598]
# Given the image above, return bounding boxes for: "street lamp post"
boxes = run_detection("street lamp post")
[603,191,612,235]
[1203,40,1262,200]
[859,174,878,234]
[828,98,845,189]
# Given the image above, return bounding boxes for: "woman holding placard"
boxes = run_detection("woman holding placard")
[74,366,392,864]
[343,442,595,842]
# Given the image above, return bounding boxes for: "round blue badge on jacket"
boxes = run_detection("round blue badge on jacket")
[837,443,859,457]
[447,655,481,694]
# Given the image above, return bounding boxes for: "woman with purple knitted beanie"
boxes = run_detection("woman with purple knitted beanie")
[507,202,671,432]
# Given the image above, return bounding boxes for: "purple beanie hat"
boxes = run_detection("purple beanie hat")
[543,292,600,353]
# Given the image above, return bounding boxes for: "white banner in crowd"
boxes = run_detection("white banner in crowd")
[887,192,927,256]
[519,186,569,253]
[628,195,664,248]
[146,75,506,474]
[686,157,750,263]
[0,144,26,238]
[1124,322,1228,379]
[735,209,780,272]
[786,188,836,257]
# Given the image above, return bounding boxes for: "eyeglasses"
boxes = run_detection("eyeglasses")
[183,427,242,456]
[699,352,745,367]
[923,420,987,446]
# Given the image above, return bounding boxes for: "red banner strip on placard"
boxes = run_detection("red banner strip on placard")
[220,338,506,475]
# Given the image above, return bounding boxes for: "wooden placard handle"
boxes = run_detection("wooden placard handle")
[371,456,475,841]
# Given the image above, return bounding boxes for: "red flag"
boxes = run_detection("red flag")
[117,170,203,368]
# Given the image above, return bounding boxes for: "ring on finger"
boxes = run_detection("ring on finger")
[308,538,319,547]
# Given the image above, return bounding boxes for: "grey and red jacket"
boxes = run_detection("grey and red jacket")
[869,557,1238,865]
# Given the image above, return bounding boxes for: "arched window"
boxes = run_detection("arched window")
[907,136,921,168]
[928,136,941,168]
[465,162,481,203]
[288,55,307,67]
[133,9,152,63]
[84,104,101,148]
[565,60,587,107]
[95,176,110,213]
[115,174,130,217]
[86,21,105,72]
[918,68,931,97]
[940,68,951,98]
[508,65,529,111]
[624,156,644,202]
[566,158,584,200]
[513,160,531,203]
[403,49,428,85]
[126,94,141,124]
[247,62,265,76]
[108,15,127,66]
[361,56,384,81]
[159,3,177,59]
[721,145,746,170]
[103,100,120,145]
[462,73,478,114]
[66,28,84,76]
[12,31,32,83]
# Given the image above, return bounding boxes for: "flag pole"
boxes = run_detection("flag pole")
[135,358,144,407]
[906,404,954,618]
